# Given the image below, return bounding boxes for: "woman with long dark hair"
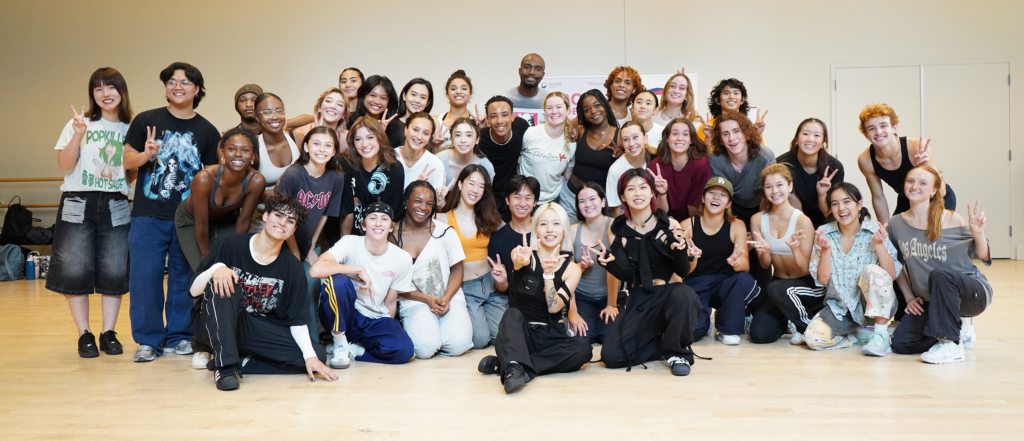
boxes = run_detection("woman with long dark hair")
[649,118,711,222]
[348,75,403,147]
[569,182,617,343]
[340,117,405,235]
[776,118,844,228]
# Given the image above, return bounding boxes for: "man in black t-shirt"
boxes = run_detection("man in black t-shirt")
[189,193,335,391]
[479,95,531,222]
[487,175,540,295]
[122,62,221,363]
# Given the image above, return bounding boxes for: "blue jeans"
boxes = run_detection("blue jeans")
[128,215,193,351]
[462,272,508,349]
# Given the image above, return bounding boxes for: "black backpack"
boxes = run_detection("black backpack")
[2,197,38,242]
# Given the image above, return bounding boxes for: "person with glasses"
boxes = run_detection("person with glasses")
[122,62,220,363]
[254,93,299,198]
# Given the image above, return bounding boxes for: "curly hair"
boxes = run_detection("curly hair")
[655,118,708,164]
[603,66,644,102]
[711,112,762,160]
[858,103,899,135]
[346,116,397,170]
[263,192,310,228]
[707,78,750,118]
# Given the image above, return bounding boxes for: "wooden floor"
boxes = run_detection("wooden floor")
[2,262,1023,440]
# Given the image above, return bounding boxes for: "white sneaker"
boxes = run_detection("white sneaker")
[789,332,804,345]
[329,346,353,369]
[960,317,976,350]
[787,321,797,335]
[191,352,212,370]
[921,340,965,364]
[715,332,740,346]
[164,340,193,355]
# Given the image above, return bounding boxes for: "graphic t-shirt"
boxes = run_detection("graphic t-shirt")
[886,214,993,303]
[400,220,465,309]
[519,125,576,204]
[193,233,309,326]
[125,108,220,220]
[275,164,347,257]
[339,161,405,235]
[506,86,547,126]
[54,118,131,194]
[327,235,415,319]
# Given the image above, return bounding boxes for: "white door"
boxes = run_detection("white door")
[923,63,1012,258]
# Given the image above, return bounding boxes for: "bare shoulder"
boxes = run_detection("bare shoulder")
[857,149,874,174]
[947,210,967,228]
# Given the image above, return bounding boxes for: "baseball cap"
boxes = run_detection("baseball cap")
[704,176,733,197]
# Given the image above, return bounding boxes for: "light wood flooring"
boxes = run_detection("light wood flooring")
[2,262,1023,440]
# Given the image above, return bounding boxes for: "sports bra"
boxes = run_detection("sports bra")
[448,211,489,261]
[760,209,802,256]
[210,166,250,209]
[257,133,299,189]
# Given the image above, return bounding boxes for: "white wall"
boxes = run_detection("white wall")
[2,0,1022,255]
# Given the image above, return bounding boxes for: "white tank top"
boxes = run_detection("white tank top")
[257,133,299,189]
[760,209,802,256]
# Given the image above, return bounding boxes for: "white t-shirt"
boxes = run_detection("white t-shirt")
[647,122,665,148]
[396,149,445,190]
[326,236,415,320]
[399,220,466,309]
[54,118,131,194]
[258,133,300,189]
[605,156,647,208]
[435,149,495,186]
[519,125,576,204]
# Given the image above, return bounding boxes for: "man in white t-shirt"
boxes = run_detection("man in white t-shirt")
[309,202,416,368]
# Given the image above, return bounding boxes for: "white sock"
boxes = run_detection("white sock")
[332,333,349,352]
[875,323,888,335]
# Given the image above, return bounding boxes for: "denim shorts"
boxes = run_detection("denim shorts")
[45,191,130,295]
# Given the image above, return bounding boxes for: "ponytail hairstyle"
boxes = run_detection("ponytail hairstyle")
[574,181,608,222]
[788,118,833,180]
[616,167,658,221]
[908,164,946,241]
[825,182,871,224]
[758,164,794,212]
[404,112,437,148]
[619,121,654,160]
[544,92,573,152]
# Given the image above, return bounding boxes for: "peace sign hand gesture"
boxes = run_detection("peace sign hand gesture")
[540,252,560,276]
[579,246,594,270]
[913,138,932,165]
[511,232,535,268]
[685,237,702,259]
[590,241,615,266]
[432,123,450,149]
[436,178,456,202]
[486,255,507,285]
[417,165,436,182]
[785,229,805,249]
[755,109,769,134]
[144,126,160,159]
[872,223,889,245]
[70,105,87,137]
[967,200,987,236]
[469,104,486,127]
[746,231,770,254]
[816,166,839,196]
[700,112,713,140]
[653,164,669,196]
[379,109,398,130]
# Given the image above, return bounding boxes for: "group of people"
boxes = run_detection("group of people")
[48,54,992,394]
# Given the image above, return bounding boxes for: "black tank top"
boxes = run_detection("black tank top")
[509,250,572,324]
[570,127,618,193]
[686,216,735,278]
[210,166,250,209]
[869,136,956,215]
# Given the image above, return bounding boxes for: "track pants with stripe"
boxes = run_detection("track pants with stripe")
[318,275,415,364]
[749,275,825,344]
[685,272,760,337]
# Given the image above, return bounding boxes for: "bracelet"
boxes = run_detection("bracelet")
[543,273,555,280]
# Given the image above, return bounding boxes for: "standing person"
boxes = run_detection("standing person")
[392,182,474,359]
[435,70,485,149]
[487,175,540,298]
[50,67,133,358]
[340,117,405,235]
[254,93,300,196]
[477,203,591,394]
[518,92,575,206]
[479,95,530,221]
[856,103,955,223]
[776,118,844,228]
[233,84,263,134]
[348,75,403,148]
[175,128,265,271]
[568,90,620,208]
[681,177,759,346]
[437,165,503,348]
[396,112,444,190]
[605,121,653,217]
[708,112,775,227]
[631,90,664,146]
[188,193,336,390]
[291,87,349,156]
[396,78,434,124]
[888,165,991,364]
[311,202,416,367]
[599,168,701,376]
[339,67,364,117]
[505,53,547,115]
[570,182,617,344]
[436,117,495,186]
[603,66,643,126]
[653,73,697,126]
[700,78,768,142]
[649,118,711,223]
[801,183,901,353]
[121,62,220,362]
[747,165,819,345]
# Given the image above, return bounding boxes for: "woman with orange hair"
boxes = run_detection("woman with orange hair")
[603,66,644,126]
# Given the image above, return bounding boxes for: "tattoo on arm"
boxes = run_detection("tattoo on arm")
[546,284,559,309]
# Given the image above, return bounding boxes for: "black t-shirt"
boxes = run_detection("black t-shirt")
[193,233,309,327]
[126,108,220,220]
[775,151,845,228]
[509,250,571,324]
[487,224,531,294]
[479,117,529,199]
[275,164,347,257]
[339,160,404,234]
[347,115,404,148]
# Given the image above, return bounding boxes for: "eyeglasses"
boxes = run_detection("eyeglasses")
[165,79,193,89]
[260,109,286,118]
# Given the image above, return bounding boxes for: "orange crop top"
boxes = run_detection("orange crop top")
[448,211,489,261]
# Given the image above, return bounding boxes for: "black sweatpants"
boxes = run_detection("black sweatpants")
[749,275,825,344]
[601,283,700,368]
[192,287,326,374]
[892,267,988,354]
[494,308,593,382]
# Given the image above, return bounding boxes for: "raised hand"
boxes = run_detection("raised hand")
[816,166,839,196]
[379,109,398,130]
[686,237,702,259]
[676,66,686,74]
[436,179,456,202]
[432,123,450,149]
[579,246,594,270]
[755,109,769,134]
[814,228,831,250]
[144,126,160,158]
[540,252,560,276]
[590,241,615,266]
[913,138,932,165]
[653,164,669,196]
[511,232,534,268]
[746,231,770,254]
[469,104,485,126]
[486,255,507,286]
[700,112,713,140]
[967,200,986,236]
[786,229,805,249]
[70,105,87,137]
[417,165,436,182]
[872,223,889,245]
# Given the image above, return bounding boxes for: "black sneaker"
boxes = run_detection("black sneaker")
[667,356,691,376]
[502,362,528,394]
[477,355,499,375]
[99,330,123,355]
[78,331,99,358]
[215,367,240,391]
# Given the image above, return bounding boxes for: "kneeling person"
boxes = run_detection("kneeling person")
[190,193,336,391]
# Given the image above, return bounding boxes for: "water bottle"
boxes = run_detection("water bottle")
[25,256,35,280]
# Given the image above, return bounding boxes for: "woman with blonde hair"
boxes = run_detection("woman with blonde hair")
[519,92,576,207]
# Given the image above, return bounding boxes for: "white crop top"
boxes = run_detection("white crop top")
[760,209,802,256]
[257,133,300,189]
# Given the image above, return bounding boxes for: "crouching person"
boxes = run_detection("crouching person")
[190,193,336,391]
